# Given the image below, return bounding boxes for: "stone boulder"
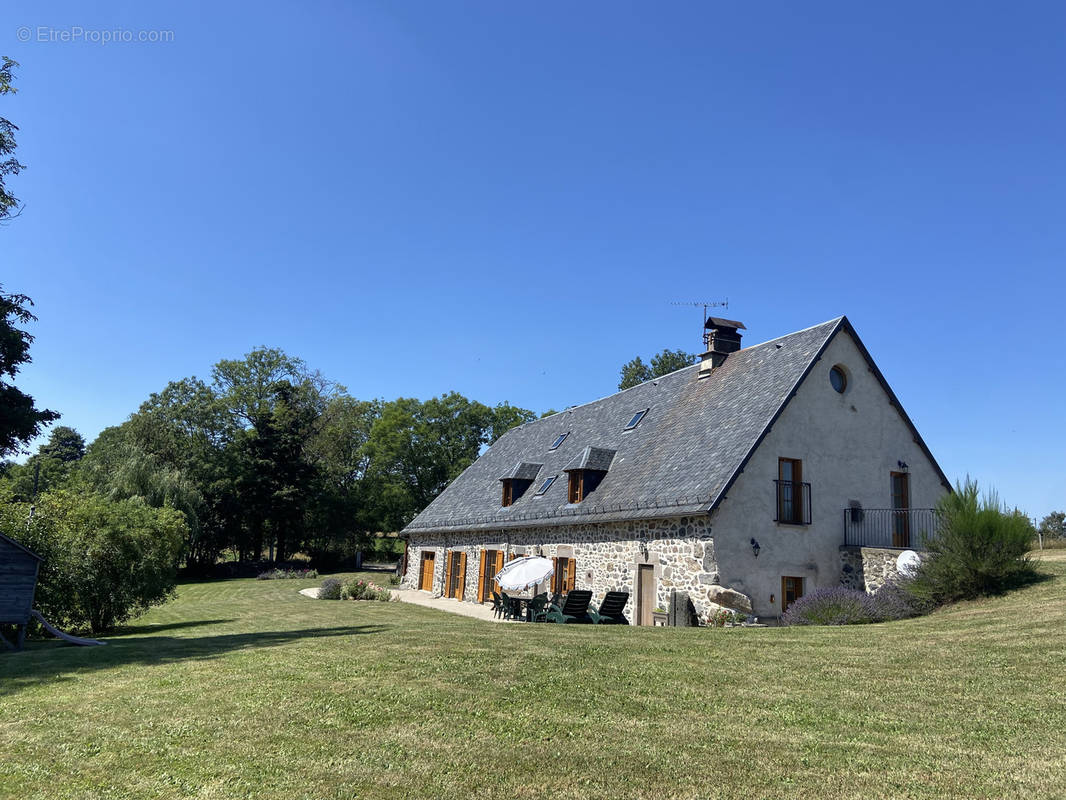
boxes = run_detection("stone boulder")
[705,585,753,614]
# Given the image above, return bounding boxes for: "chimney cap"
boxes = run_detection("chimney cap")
[704,317,746,331]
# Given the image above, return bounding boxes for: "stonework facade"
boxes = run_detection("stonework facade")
[839,546,904,593]
[403,516,723,622]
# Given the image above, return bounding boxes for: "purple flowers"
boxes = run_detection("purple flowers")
[783,581,932,626]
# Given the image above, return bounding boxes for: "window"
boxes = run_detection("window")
[551,557,576,596]
[477,549,504,603]
[782,576,804,612]
[624,409,649,430]
[568,471,584,503]
[830,365,847,393]
[566,469,605,504]
[776,458,809,524]
[891,471,911,547]
[501,478,533,506]
[548,432,569,451]
[535,475,557,495]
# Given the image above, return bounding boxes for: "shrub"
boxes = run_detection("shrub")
[782,586,878,626]
[387,575,401,586]
[869,578,935,621]
[909,479,1037,604]
[705,608,746,627]
[0,490,186,634]
[342,578,391,602]
[319,578,343,600]
[256,568,318,581]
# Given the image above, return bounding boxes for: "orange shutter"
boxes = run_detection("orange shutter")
[566,558,576,592]
[457,552,467,601]
[477,550,487,603]
[494,550,504,593]
[443,552,452,598]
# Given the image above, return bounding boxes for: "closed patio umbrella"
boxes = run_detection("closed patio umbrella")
[494,556,554,592]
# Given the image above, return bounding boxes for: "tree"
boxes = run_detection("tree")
[1038,511,1065,541]
[909,479,1038,604]
[1,57,25,222]
[0,489,186,633]
[38,425,85,462]
[0,285,60,455]
[362,393,534,530]
[0,426,85,500]
[618,348,695,390]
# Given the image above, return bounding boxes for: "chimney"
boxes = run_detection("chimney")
[699,317,746,379]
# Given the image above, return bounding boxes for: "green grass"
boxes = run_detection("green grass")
[2,557,1065,800]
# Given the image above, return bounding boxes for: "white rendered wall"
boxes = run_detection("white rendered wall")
[709,328,948,619]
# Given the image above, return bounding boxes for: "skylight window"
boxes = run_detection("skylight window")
[535,475,557,495]
[548,432,569,451]
[624,409,649,430]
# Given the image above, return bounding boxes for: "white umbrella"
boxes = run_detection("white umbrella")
[494,556,554,592]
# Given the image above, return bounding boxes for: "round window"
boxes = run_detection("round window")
[830,365,847,393]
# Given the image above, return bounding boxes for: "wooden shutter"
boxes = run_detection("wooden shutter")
[457,552,467,601]
[476,551,487,602]
[443,552,453,598]
[566,558,576,592]
[494,550,504,593]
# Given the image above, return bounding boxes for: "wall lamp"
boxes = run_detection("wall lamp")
[639,540,649,560]
[897,460,909,472]
[750,538,761,558]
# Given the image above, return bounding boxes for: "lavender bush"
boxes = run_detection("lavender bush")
[782,586,879,626]
[870,579,934,621]
[342,578,391,601]
[256,568,319,581]
[319,578,343,600]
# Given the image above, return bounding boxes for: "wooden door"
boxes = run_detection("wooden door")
[419,552,435,592]
[891,472,911,547]
[636,564,655,626]
[782,576,804,613]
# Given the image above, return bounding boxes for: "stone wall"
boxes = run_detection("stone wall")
[839,546,903,593]
[403,516,724,622]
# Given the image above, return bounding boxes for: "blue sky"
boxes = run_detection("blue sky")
[3,2,1064,519]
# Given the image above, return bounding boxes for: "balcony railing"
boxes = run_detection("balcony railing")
[774,480,812,525]
[842,508,938,549]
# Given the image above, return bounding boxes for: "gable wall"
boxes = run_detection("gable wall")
[709,328,948,618]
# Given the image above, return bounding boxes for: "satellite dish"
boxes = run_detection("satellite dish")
[896,550,921,578]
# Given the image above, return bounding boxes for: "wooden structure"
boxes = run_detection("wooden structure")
[0,531,43,651]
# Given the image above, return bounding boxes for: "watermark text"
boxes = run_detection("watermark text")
[16,26,175,45]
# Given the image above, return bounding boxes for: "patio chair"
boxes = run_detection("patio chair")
[527,592,551,623]
[544,589,594,624]
[588,591,630,625]
[490,591,505,619]
[500,591,516,620]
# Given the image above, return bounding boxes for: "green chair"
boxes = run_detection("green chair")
[588,591,630,625]
[490,591,505,619]
[528,593,551,622]
[544,589,594,624]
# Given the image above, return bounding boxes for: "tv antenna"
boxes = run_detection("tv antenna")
[670,299,729,328]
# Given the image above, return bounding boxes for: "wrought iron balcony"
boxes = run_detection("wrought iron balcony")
[774,480,811,525]
[842,507,938,549]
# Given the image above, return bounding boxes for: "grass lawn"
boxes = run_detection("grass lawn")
[2,557,1065,800]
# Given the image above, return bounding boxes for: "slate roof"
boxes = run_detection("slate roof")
[562,446,617,473]
[498,462,544,482]
[404,316,949,535]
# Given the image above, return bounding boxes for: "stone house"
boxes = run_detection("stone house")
[400,316,950,623]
